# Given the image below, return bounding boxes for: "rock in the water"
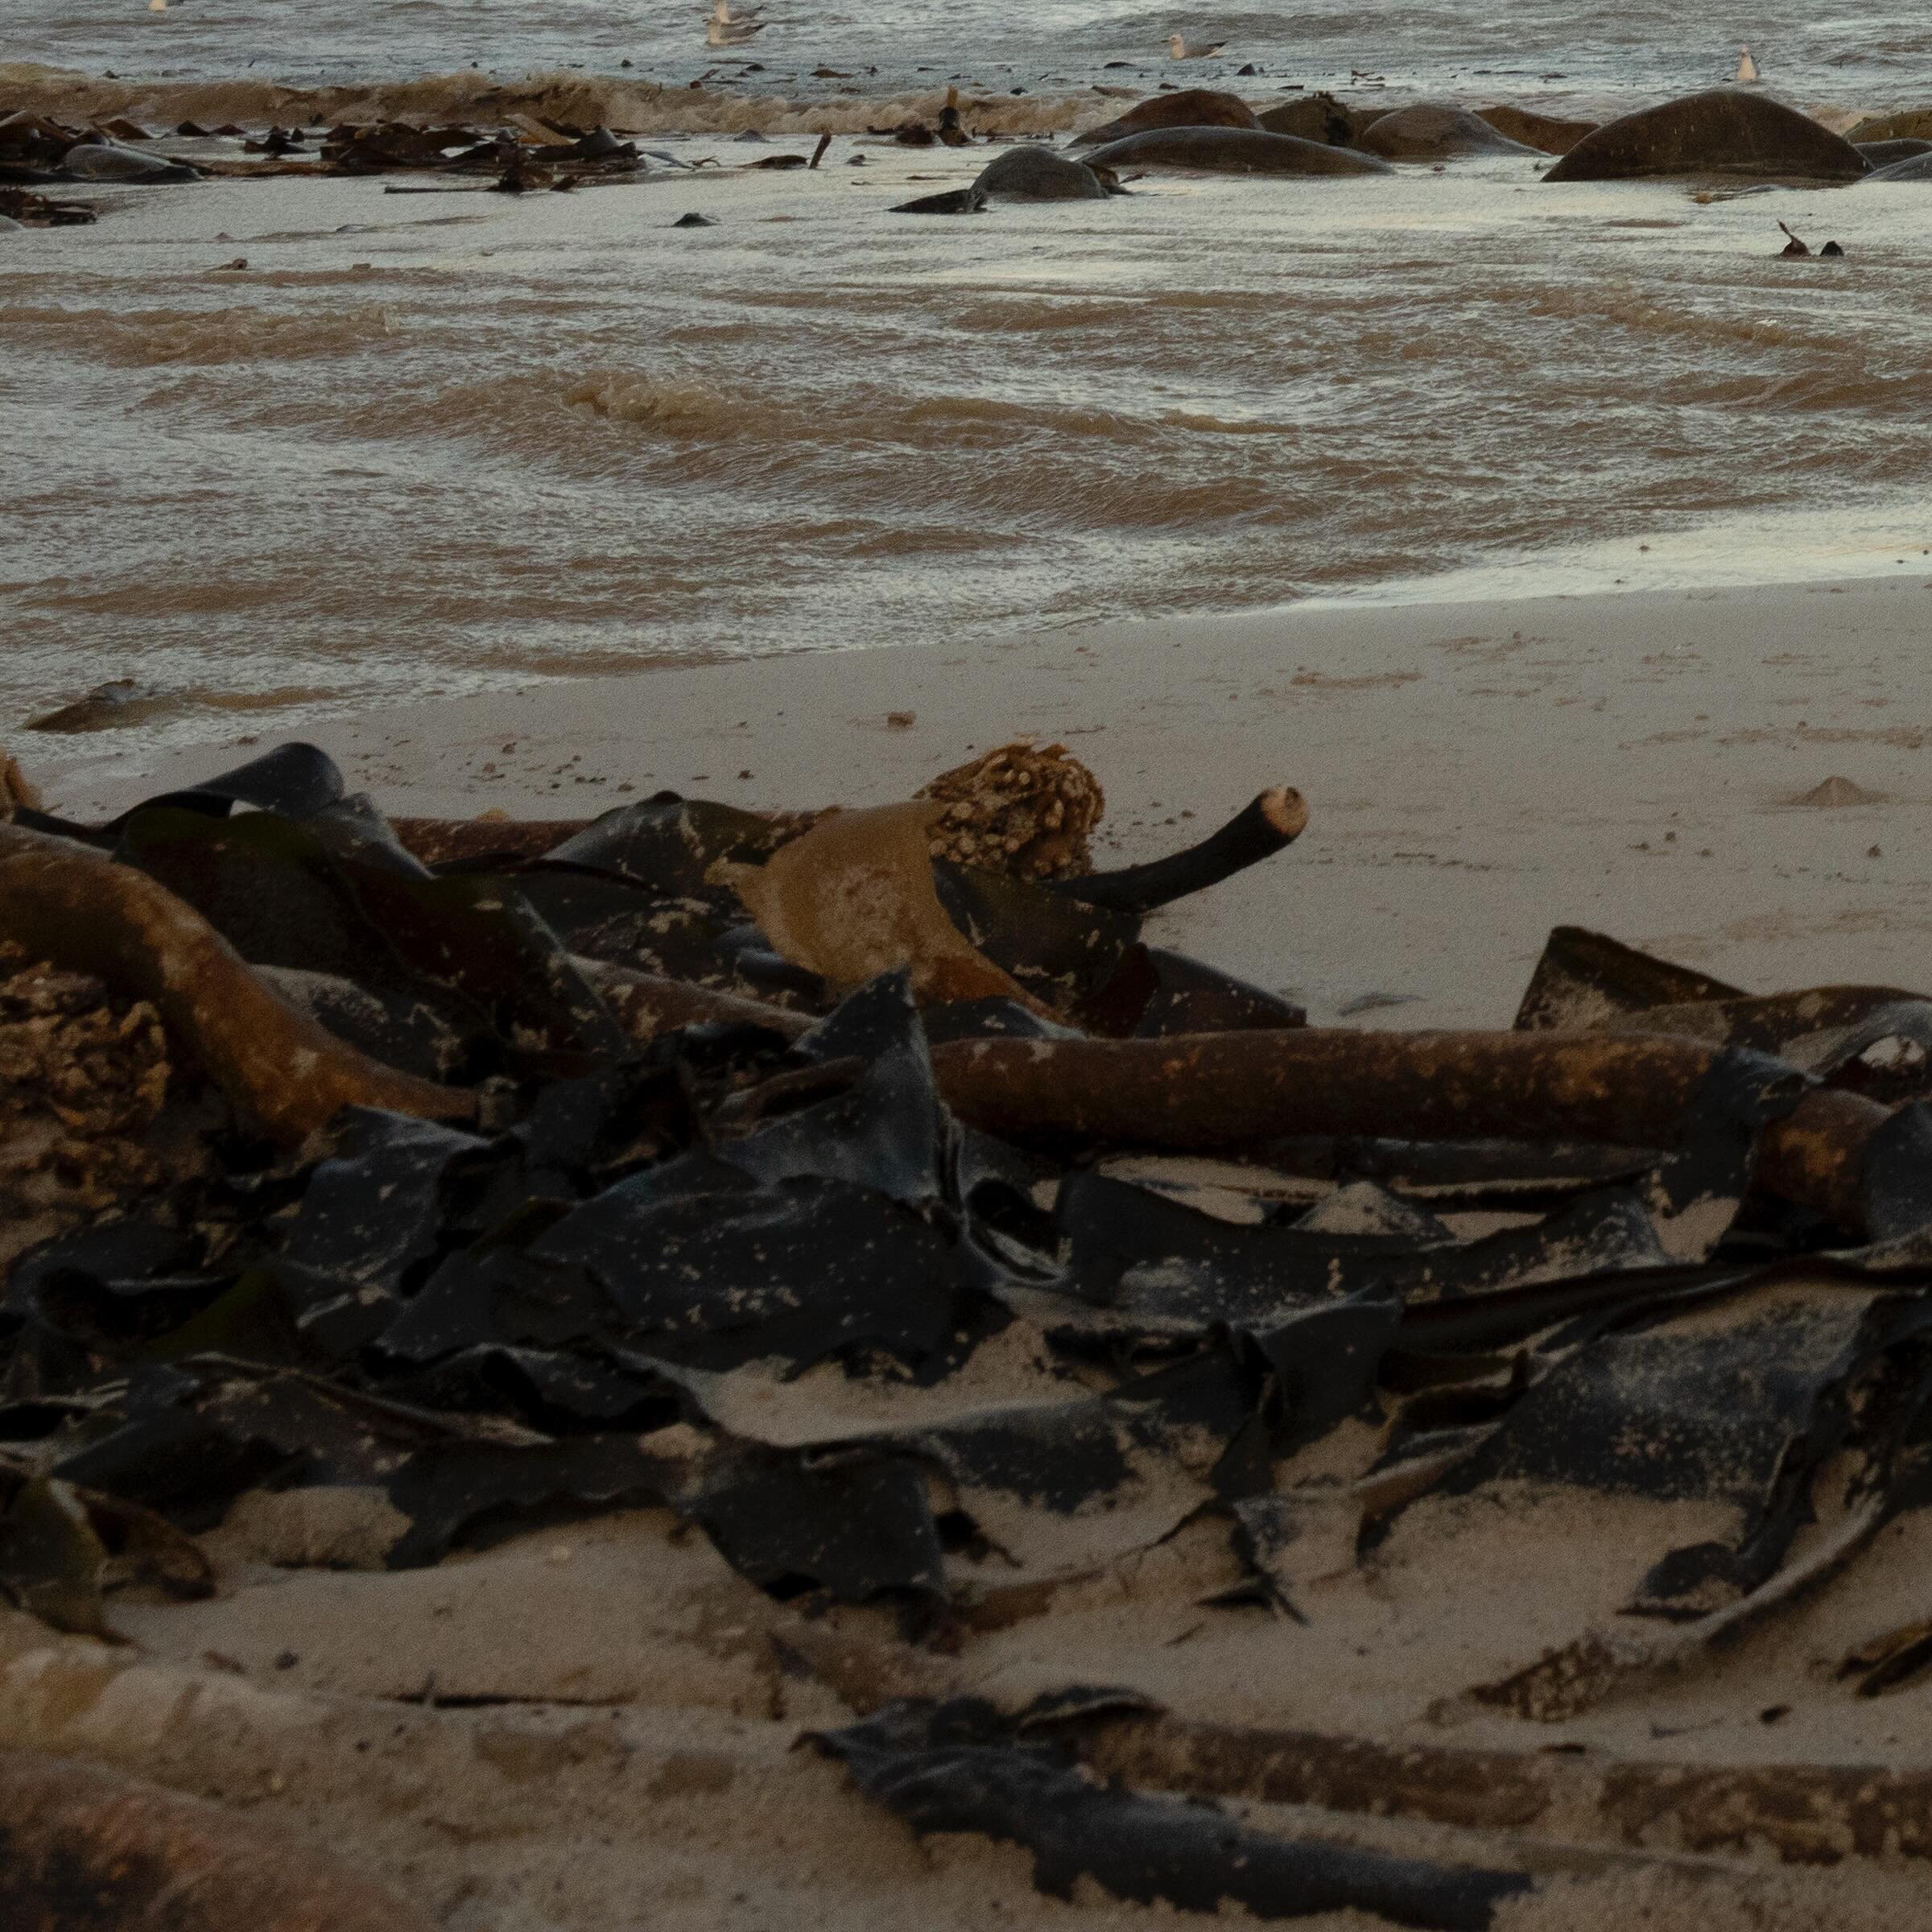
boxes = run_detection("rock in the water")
[1475,104,1599,154]
[1847,106,1932,143]
[1080,126,1393,177]
[973,145,1106,201]
[1357,101,1542,159]
[889,185,987,214]
[0,214,21,232]
[1544,89,1868,183]
[1864,149,1932,181]
[673,211,717,226]
[60,140,203,183]
[1255,93,1368,146]
[1855,138,1932,169]
[1072,88,1259,147]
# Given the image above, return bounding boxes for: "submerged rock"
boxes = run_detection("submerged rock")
[1072,87,1260,147]
[1544,89,1868,183]
[1081,126,1393,176]
[1475,103,1599,154]
[1356,101,1542,159]
[972,144,1107,201]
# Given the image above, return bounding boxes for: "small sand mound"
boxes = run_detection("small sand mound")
[1790,774,1884,807]
[916,739,1104,880]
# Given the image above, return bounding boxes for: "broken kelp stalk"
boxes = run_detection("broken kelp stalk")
[812,1699,1534,1931]
[928,1030,1889,1232]
[1046,785,1309,915]
[0,822,476,1143]
[0,1751,430,1932]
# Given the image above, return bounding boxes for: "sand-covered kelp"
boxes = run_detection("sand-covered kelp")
[10,738,1932,1921]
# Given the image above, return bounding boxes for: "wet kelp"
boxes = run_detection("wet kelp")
[9,745,1932,1910]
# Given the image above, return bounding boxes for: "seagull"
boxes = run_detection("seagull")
[1167,34,1224,60]
[1736,45,1759,83]
[707,13,765,44]
[712,0,765,23]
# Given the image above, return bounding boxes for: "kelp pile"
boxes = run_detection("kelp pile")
[8,739,1932,1914]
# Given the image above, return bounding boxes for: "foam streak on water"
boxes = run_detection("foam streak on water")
[6,1,1932,734]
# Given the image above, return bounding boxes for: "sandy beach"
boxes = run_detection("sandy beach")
[15,11,1932,1927]
[38,572,1932,1028]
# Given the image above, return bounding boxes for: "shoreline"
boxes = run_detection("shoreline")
[36,571,1932,1031]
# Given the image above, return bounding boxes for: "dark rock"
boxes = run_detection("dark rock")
[1474,104,1599,154]
[1080,126,1393,177]
[973,145,1107,201]
[1544,89,1868,183]
[1072,88,1259,147]
[889,185,988,214]
[1356,101,1542,160]
[673,211,717,226]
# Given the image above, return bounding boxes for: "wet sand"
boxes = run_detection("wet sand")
[39,572,1932,1029]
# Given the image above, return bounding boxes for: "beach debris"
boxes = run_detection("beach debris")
[1778,220,1810,256]
[1822,238,1846,254]
[0,946,196,1268]
[1,750,43,814]
[1544,89,1868,183]
[0,1753,431,1931]
[672,210,716,226]
[717,801,1046,1008]
[809,132,831,167]
[914,740,1105,879]
[936,87,971,147]
[5,726,1932,1932]
[1166,35,1227,60]
[749,152,809,169]
[889,184,987,213]
[812,1699,1534,1929]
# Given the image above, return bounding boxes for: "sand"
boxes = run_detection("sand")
[14,573,1932,1927]
[39,571,1932,1026]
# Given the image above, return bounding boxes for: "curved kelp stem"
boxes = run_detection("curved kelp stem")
[0,824,477,1144]
[1045,786,1308,915]
[0,1751,430,1932]
[931,1029,1889,1232]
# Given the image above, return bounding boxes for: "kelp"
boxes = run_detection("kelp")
[10,738,1932,1925]
[811,1699,1534,1930]
[0,1752,429,1932]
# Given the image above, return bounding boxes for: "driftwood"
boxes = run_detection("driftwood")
[929,1030,1889,1232]
[0,824,476,1144]
[0,1751,428,1932]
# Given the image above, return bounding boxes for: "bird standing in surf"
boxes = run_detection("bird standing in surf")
[1167,33,1225,60]
[707,8,766,46]
[1736,45,1760,83]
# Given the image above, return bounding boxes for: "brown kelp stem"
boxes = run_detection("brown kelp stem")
[1046,786,1308,915]
[931,1029,1888,1232]
[0,824,477,1144]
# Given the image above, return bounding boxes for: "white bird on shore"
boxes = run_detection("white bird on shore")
[1167,33,1224,60]
[1736,44,1760,83]
[707,13,766,45]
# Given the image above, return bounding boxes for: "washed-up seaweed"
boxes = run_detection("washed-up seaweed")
[7,737,1932,1798]
[810,1699,1534,1930]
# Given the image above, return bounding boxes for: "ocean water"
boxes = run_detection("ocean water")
[5,1,1932,738]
